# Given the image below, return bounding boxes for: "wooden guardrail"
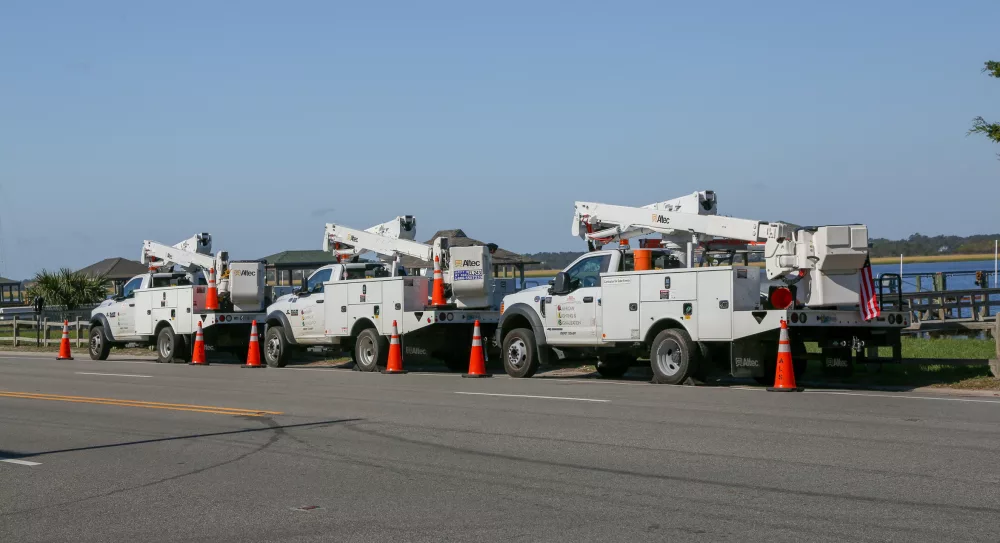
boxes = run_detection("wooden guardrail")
[0,317,89,347]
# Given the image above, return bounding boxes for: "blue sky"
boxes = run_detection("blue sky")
[1,1,997,279]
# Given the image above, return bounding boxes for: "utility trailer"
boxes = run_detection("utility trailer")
[89,233,268,363]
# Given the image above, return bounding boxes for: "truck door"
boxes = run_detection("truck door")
[544,253,611,345]
[116,277,143,338]
[298,268,332,340]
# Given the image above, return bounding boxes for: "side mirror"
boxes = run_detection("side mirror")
[549,272,573,296]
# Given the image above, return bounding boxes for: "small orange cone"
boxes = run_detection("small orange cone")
[242,320,264,368]
[383,320,407,374]
[56,320,73,360]
[205,268,220,310]
[189,321,208,366]
[430,255,447,307]
[462,320,491,378]
[767,319,802,392]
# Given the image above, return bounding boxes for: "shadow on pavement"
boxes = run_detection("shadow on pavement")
[0,418,361,460]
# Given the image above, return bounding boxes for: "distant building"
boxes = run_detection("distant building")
[0,276,24,306]
[77,257,149,295]
[258,250,340,286]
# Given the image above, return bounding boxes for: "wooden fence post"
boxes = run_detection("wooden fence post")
[12,316,17,347]
[76,317,82,348]
[44,320,50,347]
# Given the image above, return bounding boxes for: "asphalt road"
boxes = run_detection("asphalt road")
[1,352,998,542]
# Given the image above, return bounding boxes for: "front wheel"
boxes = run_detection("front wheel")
[502,328,539,378]
[264,326,290,368]
[89,325,111,361]
[354,328,388,372]
[649,329,699,385]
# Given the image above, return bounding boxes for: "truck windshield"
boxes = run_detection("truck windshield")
[122,277,143,298]
[306,269,333,292]
[566,254,612,288]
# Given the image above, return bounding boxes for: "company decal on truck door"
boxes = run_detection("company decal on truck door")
[603,277,632,285]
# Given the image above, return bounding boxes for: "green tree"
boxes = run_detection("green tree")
[26,268,110,311]
[969,61,1000,154]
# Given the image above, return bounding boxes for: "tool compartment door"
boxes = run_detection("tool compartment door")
[380,280,404,334]
[600,275,641,341]
[324,283,350,337]
[696,269,733,340]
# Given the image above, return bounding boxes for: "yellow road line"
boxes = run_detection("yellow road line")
[0,392,282,417]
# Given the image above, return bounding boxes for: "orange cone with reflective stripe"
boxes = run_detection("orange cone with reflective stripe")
[767,319,802,392]
[383,320,407,374]
[242,320,264,368]
[189,321,208,365]
[56,320,73,360]
[205,268,220,310]
[462,320,490,378]
[430,255,447,307]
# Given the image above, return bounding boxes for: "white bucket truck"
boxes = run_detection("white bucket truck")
[496,191,907,383]
[89,233,267,363]
[263,216,515,370]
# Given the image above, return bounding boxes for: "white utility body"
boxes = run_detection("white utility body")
[89,233,267,363]
[497,191,907,383]
[263,216,516,370]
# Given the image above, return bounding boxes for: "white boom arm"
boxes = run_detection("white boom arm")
[141,233,227,285]
[573,191,872,307]
[323,216,438,263]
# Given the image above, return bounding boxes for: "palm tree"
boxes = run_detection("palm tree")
[25,268,109,311]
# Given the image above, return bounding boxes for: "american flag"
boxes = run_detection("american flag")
[859,257,880,321]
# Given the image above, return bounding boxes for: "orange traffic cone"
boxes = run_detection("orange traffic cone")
[383,320,407,374]
[767,319,802,392]
[242,320,264,368]
[462,320,491,378]
[56,320,73,360]
[205,268,220,310]
[430,255,447,307]
[189,321,208,366]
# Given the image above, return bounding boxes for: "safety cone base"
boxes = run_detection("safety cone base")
[241,364,265,369]
[461,373,491,378]
[381,368,408,374]
[766,386,803,392]
[57,355,74,360]
[189,361,210,366]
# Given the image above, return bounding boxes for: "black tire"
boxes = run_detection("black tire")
[156,327,180,364]
[353,328,388,372]
[442,348,471,373]
[502,328,539,378]
[264,326,289,368]
[172,334,191,363]
[89,325,111,361]
[595,353,632,378]
[649,328,699,385]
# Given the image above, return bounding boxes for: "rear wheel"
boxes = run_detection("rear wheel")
[502,328,539,378]
[89,325,111,361]
[156,327,181,364]
[650,329,698,385]
[595,353,632,378]
[264,326,289,368]
[354,328,388,372]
